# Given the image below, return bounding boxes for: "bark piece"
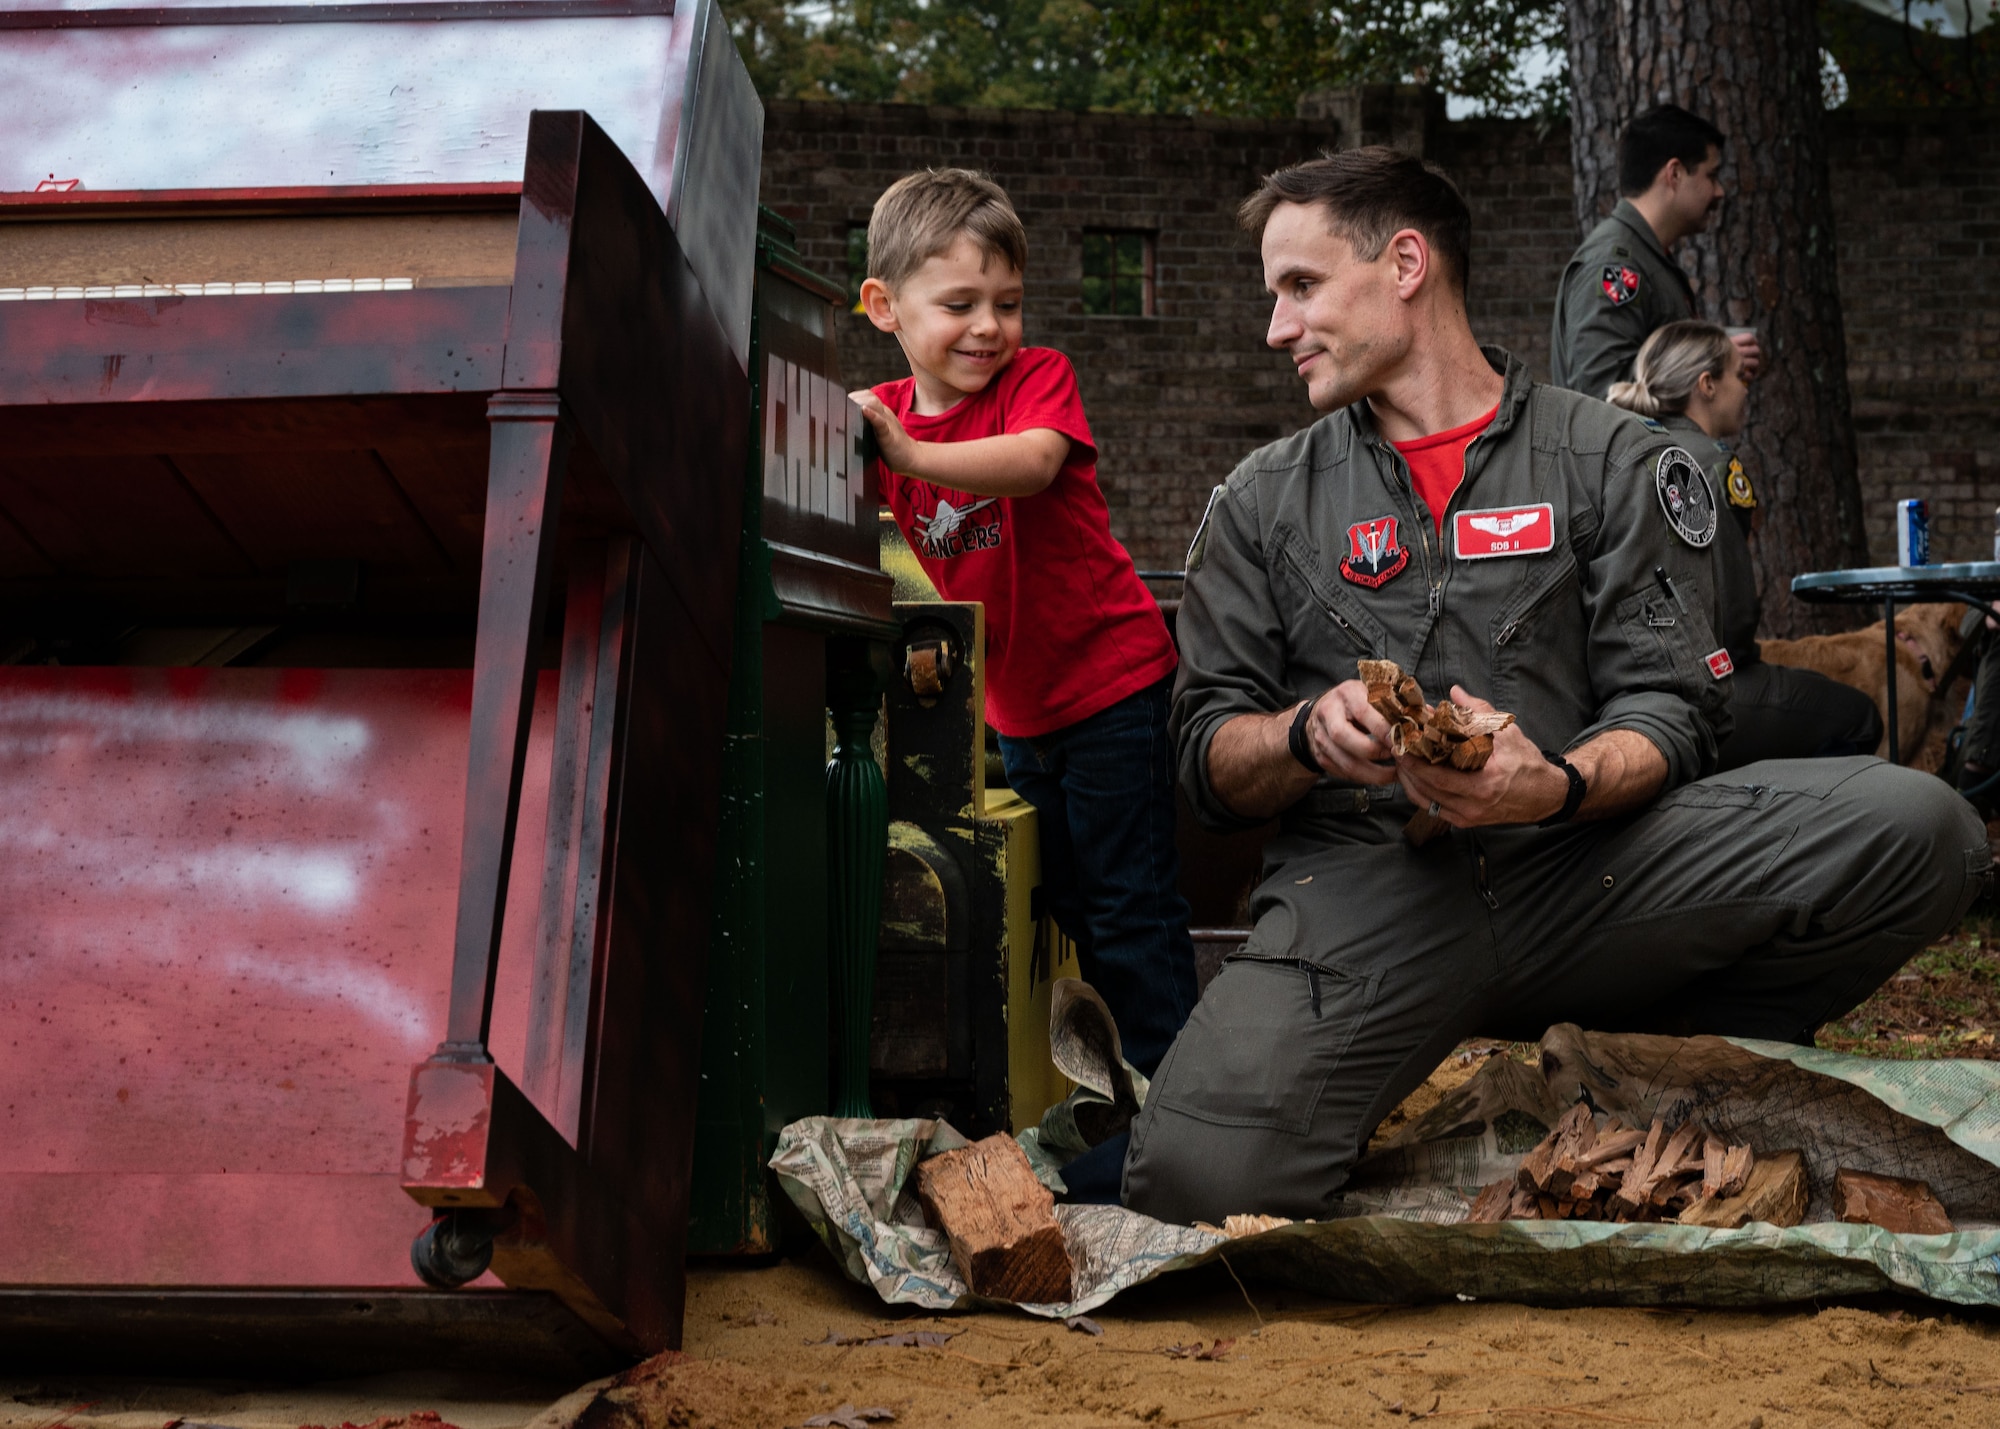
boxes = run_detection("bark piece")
[1467,1180,1514,1223]
[1356,660,1517,847]
[913,1133,1074,1303]
[1545,1102,1601,1196]
[1678,1149,1808,1230]
[1833,1168,1955,1236]
[1576,1128,1646,1169]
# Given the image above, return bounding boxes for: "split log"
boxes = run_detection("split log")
[1467,1180,1514,1223]
[1678,1149,1808,1230]
[913,1132,1074,1303]
[1832,1168,1955,1236]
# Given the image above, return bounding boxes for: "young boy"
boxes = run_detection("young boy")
[850,167,1197,1078]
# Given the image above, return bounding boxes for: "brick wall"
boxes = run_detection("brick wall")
[1830,112,2000,565]
[763,99,2000,572]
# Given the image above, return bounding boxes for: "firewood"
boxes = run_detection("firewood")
[1517,1134,1559,1192]
[1716,1145,1754,1199]
[913,1132,1074,1303]
[1832,1168,1955,1236]
[1544,1103,1599,1196]
[1678,1149,1807,1230]
[1611,1121,1666,1214]
[1468,1180,1514,1223]
[1575,1128,1646,1169]
[1508,1186,1541,1219]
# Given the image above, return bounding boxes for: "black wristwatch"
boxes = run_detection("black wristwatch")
[1537,749,1587,827]
[1288,695,1323,772]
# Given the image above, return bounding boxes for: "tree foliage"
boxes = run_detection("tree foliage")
[730,0,1567,115]
[1103,0,1566,117]
[727,0,2000,119]
[729,0,1133,109]
[1818,0,2000,106]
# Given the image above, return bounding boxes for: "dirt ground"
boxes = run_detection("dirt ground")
[9,918,2000,1429]
[616,1256,2000,1429]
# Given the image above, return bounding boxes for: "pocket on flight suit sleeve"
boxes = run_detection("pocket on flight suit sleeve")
[1149,951,1381,1136]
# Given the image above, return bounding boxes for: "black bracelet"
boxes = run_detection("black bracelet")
[1538,749,1588,827]
[1288,695,1323,773]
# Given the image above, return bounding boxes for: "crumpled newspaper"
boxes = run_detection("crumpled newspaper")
[769,1020,2000,1315]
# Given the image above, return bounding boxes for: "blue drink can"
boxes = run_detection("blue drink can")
[1897,498,1931,567]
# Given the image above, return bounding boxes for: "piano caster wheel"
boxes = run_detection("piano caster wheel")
[410,1210,496,1288]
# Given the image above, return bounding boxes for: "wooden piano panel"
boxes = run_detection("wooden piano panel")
[0,664,559,1284]
[173,449,459,579]
[0,454,258,582]
[0,213,520,293]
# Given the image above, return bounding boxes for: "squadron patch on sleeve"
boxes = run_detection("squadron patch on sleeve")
[1602,264,1641,306]
[1724,456,1757,510]
[1655,446,1718,549]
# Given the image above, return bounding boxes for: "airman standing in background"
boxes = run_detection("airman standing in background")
[1550,104,1761,401]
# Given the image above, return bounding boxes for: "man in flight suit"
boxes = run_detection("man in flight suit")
[1550,104,1760,400]
[1120,148,1987,1228]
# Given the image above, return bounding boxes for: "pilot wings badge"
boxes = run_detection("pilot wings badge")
[1340,514,1409,589]
[1454,503,1555,560]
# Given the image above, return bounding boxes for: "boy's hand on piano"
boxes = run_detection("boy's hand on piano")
[850,390,917,471]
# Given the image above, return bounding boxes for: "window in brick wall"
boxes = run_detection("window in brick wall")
[1082,230,1154,317]
[845,224,869,313]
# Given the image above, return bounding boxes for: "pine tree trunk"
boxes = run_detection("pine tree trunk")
[1565,0,1869,636]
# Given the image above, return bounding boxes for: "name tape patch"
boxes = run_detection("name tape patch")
[1454,503,1555,561]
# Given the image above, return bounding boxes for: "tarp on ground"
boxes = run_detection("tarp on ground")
[767,1024,2000,1316]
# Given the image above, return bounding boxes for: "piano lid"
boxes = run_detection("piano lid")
[0,0,763,366]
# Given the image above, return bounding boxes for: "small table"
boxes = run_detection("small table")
[1791,563,2000,763]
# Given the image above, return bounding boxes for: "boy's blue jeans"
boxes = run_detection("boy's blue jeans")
[996,677,1199,1076]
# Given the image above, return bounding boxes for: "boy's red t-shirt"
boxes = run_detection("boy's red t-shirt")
[1391,404,1500,532]
[875,347,1178,738]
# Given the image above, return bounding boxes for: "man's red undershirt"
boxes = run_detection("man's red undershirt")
[1391,404,1501,533]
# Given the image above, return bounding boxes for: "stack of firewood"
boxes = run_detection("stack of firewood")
[1467,1103,1806,1229]
[1359,659,1514,771]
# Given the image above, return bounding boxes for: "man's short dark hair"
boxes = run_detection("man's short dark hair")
[1617,105,1725,196]
[1238,146,1473,299]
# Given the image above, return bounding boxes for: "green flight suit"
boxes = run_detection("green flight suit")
[1122,349,1987,1227]
[1550,199,1697,400]
[1658,414,1882,768]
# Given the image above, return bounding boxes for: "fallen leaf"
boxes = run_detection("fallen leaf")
[802,1406,896,1428]
[1064,1315,1104,1336]
[1195,1338,1237,1360]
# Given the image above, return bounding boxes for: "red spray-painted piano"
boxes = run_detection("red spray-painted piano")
[0,0,763,1373]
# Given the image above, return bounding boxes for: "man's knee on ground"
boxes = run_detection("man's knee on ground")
[1844,762,1989,928]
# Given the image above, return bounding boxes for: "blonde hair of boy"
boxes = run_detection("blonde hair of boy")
[866,168,1028,288]
[1605,319,1733,417]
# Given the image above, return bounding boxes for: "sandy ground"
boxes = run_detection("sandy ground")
[7,1044,1999,1429]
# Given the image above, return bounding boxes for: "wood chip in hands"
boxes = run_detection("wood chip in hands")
[1356,659,1515,845]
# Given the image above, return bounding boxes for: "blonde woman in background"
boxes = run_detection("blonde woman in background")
[1608,320,1882,768]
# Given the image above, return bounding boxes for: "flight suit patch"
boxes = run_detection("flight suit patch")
[1655,446,1718,549]
[1705,648,1735,680]
[1602,264,1641,306]
[1725,457,1756,510]
[1340,514,1409,589]
[1454,503,1555,560]
[1186,483,1225,572]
